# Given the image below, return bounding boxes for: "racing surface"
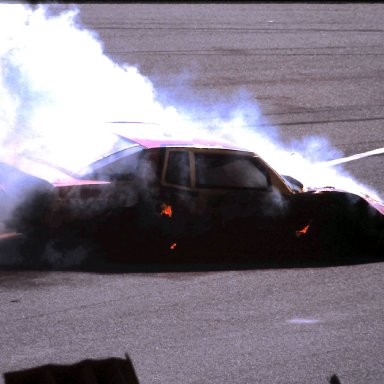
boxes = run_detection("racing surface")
[1,4,384,383]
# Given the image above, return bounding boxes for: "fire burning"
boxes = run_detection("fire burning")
[170,243,177,250]
[295,223,311,238]
[161,203,173,218]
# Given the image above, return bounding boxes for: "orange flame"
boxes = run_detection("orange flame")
[296,223,311,238]
[170,243,177,250]
[161,203,172,217]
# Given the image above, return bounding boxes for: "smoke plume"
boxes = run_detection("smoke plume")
[0,4,183,178]
[1,3,380,201]
[1,3,382,268]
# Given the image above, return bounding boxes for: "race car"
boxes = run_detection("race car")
[1,125,383,263]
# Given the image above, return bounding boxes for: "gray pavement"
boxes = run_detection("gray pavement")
[1,4,384,383]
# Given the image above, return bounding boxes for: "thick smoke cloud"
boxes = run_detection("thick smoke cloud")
[1,3,382,268]
[0,3,381,200]
[0,4,183,178]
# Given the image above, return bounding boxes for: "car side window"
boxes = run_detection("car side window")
[195,153,270,190]
[165,150,191,187]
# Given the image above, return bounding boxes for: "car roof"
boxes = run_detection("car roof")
[118,136,247,151]
[109,121,247,151]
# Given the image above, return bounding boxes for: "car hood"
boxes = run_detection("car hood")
[306,186,384,215]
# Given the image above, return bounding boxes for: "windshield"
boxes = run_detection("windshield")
[76,144,143,180]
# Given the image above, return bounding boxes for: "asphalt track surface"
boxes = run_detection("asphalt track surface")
[1,4,384,384]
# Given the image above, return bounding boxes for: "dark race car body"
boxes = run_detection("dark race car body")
[1,129,383,264]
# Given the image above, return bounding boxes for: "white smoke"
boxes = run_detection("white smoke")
[0,4,183,176]
[0,3,381,203]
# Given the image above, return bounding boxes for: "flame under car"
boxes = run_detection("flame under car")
[2,132,384,263]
